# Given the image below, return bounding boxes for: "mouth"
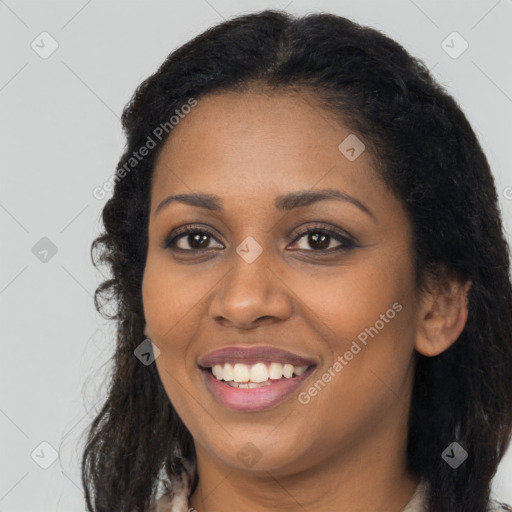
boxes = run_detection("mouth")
[198,346,317,411]
[202,361,311,387]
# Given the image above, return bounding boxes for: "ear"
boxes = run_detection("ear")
[415,273,472,357]
[143,323,150,339]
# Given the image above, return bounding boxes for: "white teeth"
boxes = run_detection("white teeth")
[226,381,272,388]
[294,365,307,376]
[269,362,283,380]
[250,362,269,383]
[210,362,310,384]
[223,363,234,382]
[233,363,250,382]
[283,364,294,378]
[212,364,224,380]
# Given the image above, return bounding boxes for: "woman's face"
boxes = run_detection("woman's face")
[142,90,420,475]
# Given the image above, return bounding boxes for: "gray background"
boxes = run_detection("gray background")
[1,1,511,510]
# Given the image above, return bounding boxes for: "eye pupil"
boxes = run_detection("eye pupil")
[309,232,329,250]
[189,233,210,249]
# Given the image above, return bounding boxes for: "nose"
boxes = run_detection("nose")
[208,248,293,330]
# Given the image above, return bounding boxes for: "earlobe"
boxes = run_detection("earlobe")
[414,277,472,357]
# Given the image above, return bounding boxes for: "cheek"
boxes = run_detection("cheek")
[142,251,210,345]
[296,251,413,349]
[141,255,202,411]
[297,251,417,408]
[299,253,417,423]
[142,260,196,405]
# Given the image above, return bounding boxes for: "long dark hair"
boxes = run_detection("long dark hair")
[82,10,512,512]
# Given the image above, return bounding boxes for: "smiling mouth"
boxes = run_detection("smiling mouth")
[200,361,314,389]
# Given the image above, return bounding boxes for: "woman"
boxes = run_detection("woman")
[81,10,512,512]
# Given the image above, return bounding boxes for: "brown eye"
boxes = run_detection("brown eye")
[304,232,332,250]
[289,226,355,252]
[165,228,223,251]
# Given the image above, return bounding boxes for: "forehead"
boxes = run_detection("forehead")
[150,90,385,211]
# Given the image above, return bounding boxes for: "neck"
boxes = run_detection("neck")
[189,397,419,512]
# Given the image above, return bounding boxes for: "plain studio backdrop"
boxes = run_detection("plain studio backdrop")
[1,1,511,510]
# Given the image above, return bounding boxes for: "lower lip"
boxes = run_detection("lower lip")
[201,367,314,412]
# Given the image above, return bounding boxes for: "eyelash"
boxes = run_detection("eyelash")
[163,223,356,254]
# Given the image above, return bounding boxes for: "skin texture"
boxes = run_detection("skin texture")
[142,90,470,512]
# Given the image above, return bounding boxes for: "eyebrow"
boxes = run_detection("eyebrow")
[155,188,376,221]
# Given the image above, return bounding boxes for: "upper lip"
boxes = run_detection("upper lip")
[198,345,318,368]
